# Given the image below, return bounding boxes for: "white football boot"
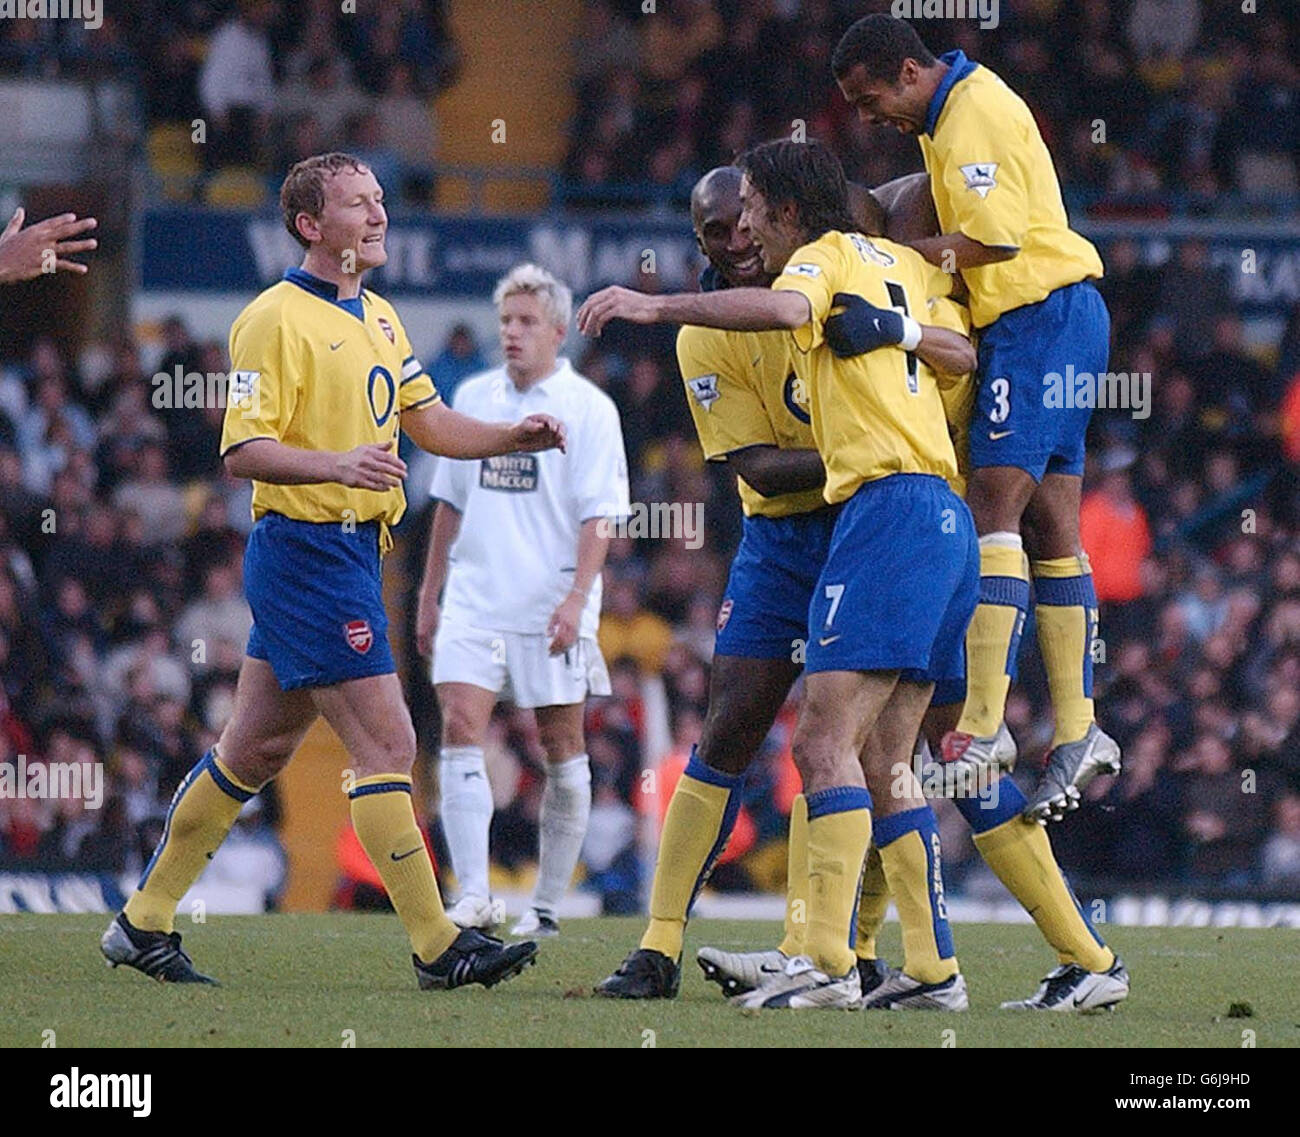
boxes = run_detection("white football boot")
[446,894,506,930]
[732,955,862,1010]
[696,947,788,998]
[859,969,970,1010]
[1001,958,1129,1011]
[510,908,560,938]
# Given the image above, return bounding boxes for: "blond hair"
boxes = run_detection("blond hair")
[492,263,572,329]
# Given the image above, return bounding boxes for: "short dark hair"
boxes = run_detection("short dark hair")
[831,14,936,83]
[736,139,856,241]
[279,152,369,248]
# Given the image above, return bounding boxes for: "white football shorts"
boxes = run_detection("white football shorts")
[432,617,612,708]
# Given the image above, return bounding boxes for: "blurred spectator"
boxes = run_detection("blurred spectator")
[1080,465,1152,604]
[197,0,277,168]
[429,324,487,404]
[597,576,674,676]
[1262,793,1300,888]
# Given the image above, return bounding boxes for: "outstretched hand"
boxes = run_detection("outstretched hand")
[0,209,98,284]
[576,286,660,337]
[512,413,567,454]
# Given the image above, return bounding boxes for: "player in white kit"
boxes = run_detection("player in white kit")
[416,263,630,937]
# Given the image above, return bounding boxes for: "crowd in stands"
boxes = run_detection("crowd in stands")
[3,0,1300,911]
[564,0,1300,213]
[0,0,454,208]
[5,235,1300,904]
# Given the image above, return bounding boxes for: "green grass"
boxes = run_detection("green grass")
[4,914,1299,1048]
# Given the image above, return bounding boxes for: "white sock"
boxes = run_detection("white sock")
[438,745,493,901]
[533,753,592,916]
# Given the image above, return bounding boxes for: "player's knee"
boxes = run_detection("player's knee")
[696,719,755,777]
[538,720,584,762]
[438,700,486,747]
[218,734,290,788]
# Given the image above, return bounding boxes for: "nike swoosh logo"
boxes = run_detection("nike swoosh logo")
[819,634,842,646]
[391,847,423,862]
[759,964,782,974]
[330,341,345,351]
[988,430,1014,440]
[1072,993,1089,1007]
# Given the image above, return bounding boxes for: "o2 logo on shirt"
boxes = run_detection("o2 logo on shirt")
[783,372,811,424]
[480,454,539,492]
[367,366,396,427]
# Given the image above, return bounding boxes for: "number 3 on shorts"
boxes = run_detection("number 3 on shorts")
[989,377,1011,425]
[823,582,845,630]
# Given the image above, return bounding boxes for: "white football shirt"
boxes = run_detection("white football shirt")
[430,359,630,637]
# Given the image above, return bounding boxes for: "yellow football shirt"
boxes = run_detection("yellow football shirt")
[220,269,439,530]
[676,324,825,518]
[924,294,976,498]
[773,231,959,504]
[918,53,1104,329]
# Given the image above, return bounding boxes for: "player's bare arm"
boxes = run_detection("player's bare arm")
[401,399,566,459]
[223,437,408,492]
[909,231,1017,270]
[579,283,974,374]
[547,517,609,655]
[415,499,461,657]
[726,444,825,498]
[0,208,98,284]
[577,285,810,337]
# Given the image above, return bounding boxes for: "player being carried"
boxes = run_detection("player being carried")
[101,153,564,991]
[581,139,981,1009]
[416,263,629,939]
[832,14,1122,828]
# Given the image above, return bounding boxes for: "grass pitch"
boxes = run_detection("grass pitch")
[4,914,1298,1048]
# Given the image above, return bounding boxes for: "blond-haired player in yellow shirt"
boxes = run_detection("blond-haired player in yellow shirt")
[831,14,1129,1012]
[102,153,564,992]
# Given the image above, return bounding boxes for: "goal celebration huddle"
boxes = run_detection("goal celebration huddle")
[103,14,1127,1014]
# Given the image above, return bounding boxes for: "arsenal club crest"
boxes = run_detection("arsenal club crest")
[344,619,373,654]
[376,316,396,344]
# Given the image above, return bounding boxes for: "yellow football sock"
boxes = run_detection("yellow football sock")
[125,749,257,934]
[778,793,809,957]
[804,788,873,977]
[640,756,740,959]
[974,814,1113,972]
[876,807,959,984]
[854,843,890,960]
[1033,555,1098,747]
[957,535,1030,738]
[349,774,458,964]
